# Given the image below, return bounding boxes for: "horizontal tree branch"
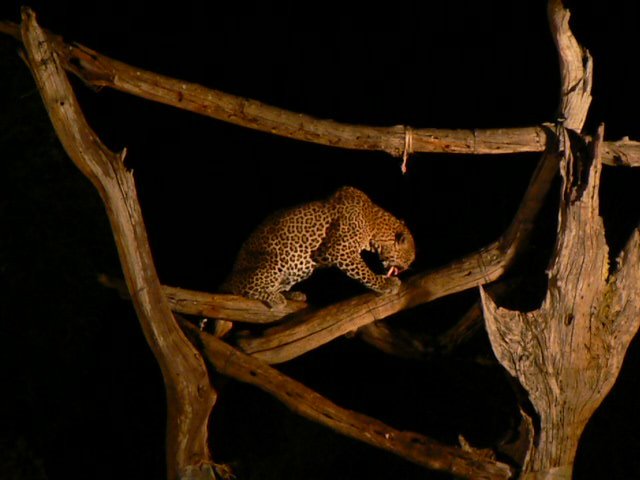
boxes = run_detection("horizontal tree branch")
[98,274,306,324]
[0,20,638,166]
[181,319,513,480]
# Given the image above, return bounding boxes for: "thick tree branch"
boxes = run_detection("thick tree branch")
[98,275,307,324]
[18,9,217,480]
[1,19,638,166]
[180,320,513,480]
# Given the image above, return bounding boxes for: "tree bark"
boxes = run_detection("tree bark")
[18,9,218,480]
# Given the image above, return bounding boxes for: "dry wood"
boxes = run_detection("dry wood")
[236,146,560,363]
[180,319,514,480]
[482,126,640,479]
[0,19,639,166]
[18,9,217,480]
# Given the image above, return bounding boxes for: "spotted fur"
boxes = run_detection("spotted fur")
[222,186,415,307]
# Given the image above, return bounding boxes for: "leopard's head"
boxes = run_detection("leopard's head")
[373,226,415,277]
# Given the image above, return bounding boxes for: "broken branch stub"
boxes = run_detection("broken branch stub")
[548,0,593,131]
[481,126,640,478]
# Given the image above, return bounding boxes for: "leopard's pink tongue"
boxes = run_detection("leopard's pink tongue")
[386,266,399,277]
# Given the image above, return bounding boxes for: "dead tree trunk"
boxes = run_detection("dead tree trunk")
[482,126,640,479]
[480,3,640,478]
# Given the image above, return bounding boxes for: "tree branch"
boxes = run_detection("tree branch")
[482,124,640,477]
[98,275,307,324]
[180,319,513,480]
[1,19,638,166]
[18,9,217,480]
[479,2,639,476]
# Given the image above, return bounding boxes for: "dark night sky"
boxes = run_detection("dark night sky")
[1,1,640,479]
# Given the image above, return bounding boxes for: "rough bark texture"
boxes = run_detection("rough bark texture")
[18,9,217,480]
[482,126,640,479]
[548,0,592,131]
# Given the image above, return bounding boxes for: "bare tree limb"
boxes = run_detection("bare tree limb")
[1,19,638,166]
[18,9,217,480]
[179,319,514,480]
[98,275,307,324]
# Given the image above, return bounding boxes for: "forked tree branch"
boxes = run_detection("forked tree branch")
[5,2,635,478]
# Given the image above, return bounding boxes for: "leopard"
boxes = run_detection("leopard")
[221,186,415,307]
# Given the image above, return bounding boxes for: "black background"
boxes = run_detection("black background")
[1,1,640,479]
